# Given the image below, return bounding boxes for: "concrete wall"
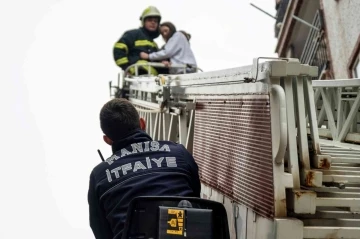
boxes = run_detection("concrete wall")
[322,0,360,79]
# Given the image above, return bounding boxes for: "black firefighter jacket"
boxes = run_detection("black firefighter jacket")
[88,129,201,239]
[113,27,161,75]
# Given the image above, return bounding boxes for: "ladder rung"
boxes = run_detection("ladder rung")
[316,197,360,208]
[303,226,360,238]
[323,175,360,184]
[319,170,360,176]
[332,157,360,164]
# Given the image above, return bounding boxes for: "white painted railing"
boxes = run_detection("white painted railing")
[311,78,360,143]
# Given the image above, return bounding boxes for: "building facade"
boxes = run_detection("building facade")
[274,0,360,79]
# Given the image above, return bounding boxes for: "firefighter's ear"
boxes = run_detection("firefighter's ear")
[103,135,113,145]
[140,117,146,130]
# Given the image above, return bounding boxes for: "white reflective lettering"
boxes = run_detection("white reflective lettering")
[122,163,132,175]
[133,161,147,172]
[144,141,150,152]
[159,144,171,152]
[111,166,122,179]
[151,157,164,167]
[150,141,159,151]
[146,157,152,169]
[131,143,143,153]
[121,148,132,157]
[106,155,120,165]
[106,169,112,182]
[105,141,172,166]
[166,157,177,167]
[104,145,178,182]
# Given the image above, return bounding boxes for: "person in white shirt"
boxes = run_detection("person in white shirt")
[140,22,197,74]
[179,30,191,42]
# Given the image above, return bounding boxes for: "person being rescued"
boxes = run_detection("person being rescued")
[139,21,197,74]
[113,6,168,76]
[179,30,191,42]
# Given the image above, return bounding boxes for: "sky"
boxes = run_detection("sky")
[1,0,277,238]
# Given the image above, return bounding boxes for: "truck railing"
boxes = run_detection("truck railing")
[124,62,203,77]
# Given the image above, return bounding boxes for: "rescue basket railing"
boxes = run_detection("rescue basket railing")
[124,62,203,77]
[109,62,203,98]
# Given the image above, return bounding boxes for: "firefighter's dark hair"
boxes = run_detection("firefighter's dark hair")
[100,98,140,141]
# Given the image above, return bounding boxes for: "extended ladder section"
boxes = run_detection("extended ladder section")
[110,58,360,239]
[298,78,360,239]
[298,141,360,239]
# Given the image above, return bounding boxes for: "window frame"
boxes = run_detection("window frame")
[348,35,360,78]
[353,56,360,78]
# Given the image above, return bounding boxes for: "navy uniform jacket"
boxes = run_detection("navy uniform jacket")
[88,129,201,239]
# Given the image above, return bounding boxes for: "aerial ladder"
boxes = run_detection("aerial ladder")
[109,58,360,239]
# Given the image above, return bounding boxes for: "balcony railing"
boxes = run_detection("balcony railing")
[300,10,330,78]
